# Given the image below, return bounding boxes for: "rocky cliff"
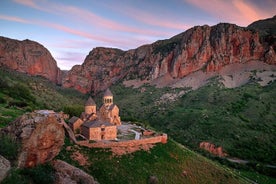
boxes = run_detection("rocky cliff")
[63,18,276,94]
[0,37,62,84]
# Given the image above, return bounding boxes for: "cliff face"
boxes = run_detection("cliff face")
[1,18,273,93]
[0,37,62,84]
[63,22,275,94]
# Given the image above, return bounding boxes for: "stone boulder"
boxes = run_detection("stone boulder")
[0,155,11,182]
[0,110,65,168]
[51,159,98,184]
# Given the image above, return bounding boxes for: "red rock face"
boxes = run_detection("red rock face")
[63,23,275,94]
[199,142,227,157]
[0,37,62,84]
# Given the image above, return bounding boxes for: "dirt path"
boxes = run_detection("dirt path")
[130,129,141,140]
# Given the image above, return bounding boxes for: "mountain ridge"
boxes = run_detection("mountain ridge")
[63,17,276,94]
[0,16,275,94]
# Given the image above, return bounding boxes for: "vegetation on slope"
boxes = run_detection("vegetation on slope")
[0,68,86,127]
[107,78,276,178]
[0,68,86,183]
[1,68,275,183]
[57,139,244,184]
[2,163,55,184]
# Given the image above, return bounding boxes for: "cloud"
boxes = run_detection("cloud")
[112,5,192,31]
[13,0,40,10]
[0,13,141,48]
[0,14,31,24]
[13,0,171,37]
[184,0,271,26]
[232,0,266,22]
[55,51,85,63]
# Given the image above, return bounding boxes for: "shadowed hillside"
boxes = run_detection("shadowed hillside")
[0,68,86,128]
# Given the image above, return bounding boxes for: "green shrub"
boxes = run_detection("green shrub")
[8,100,28,108]
[0,135,20,160]
[20,163,54,184]
[63,105,83,117]
[0,77,9,89]
[1,169,29,184]
[0,96,7,103]
[2,164,54,184]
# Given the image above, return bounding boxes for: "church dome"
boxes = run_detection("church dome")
[104,88,113,97]
[85,97,96,106]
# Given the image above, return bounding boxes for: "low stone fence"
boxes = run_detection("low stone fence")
[78,134,168,148]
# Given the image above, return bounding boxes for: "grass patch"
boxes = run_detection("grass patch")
[57,139,244,184]
[239,170,276,184]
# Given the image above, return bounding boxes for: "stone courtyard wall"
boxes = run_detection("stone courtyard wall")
[78,134,167,148]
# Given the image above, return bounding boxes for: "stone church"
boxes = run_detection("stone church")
[99,88,121,125]
[68,88,121,141]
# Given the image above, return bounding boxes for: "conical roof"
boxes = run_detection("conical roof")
[85,96,96,106]
[104,88,113,97]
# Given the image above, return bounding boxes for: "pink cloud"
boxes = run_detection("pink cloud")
[13,0,39,9]
[0,14,153,49]
[40,22,135,48]
[184,0,271,26]
[0,14,31,24]
[64,6,171,37]
[114,6,192,31]
[13,0,170,37]
[232,0,266,23]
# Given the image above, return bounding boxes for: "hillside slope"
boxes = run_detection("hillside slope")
[0,70,251,184]
[0,68,86,128]
[104,78,276,179]
[57,139,246,184]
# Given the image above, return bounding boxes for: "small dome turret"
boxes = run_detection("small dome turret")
[85,97,96,106]
[104,88,113,97]
[103,88,113,105]
[85,97,96,115]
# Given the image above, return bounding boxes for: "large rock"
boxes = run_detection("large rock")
[52,159,98,184]
[0,155,11,182]
[199,142,227,157]
[0,110,65,168]
[63,16,276,94]
[0,37,62,84]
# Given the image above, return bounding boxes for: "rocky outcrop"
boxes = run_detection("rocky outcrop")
[0,110,65,168]
[63,18,276,94]
[0,155,11,183]
[248,15,276,65]
[199,142,227,157]
[0,37,62,84]
[52,159,98,184]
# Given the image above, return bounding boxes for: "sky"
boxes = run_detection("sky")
[0,0,275,70]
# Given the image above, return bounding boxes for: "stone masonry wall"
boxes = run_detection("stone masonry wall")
[78,134,168,148]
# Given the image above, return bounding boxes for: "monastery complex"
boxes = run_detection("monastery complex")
[68,88,167,152]
[69,89,120,141]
